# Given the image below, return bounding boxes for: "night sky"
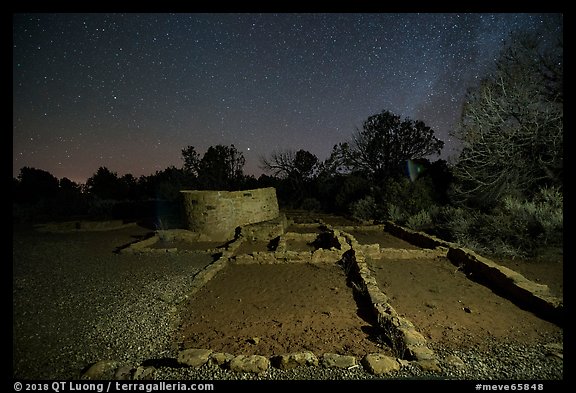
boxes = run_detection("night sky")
[12,13,560,184]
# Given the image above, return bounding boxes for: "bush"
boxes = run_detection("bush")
[380,177,438,220]
[387,204,406,224]
[405,209,435,231]
[431,186,563,257]
[333,175,372,214]
[501,185,563,248]
[430,206,472,242]
[350,196,379,222]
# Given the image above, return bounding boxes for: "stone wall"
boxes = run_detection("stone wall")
[180,187,279,242]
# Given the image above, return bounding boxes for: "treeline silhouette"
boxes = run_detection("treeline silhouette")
[12,147,268,226]
[12,140,449,224]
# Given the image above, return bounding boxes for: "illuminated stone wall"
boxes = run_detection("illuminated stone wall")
[180,187,280,242]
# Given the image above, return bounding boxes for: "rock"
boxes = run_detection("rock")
[544,342,563,353]
[417,359,442,372]
[361,354,400,375]
[543,342,563,360]
[133,366,156,380]
[209,352,235,366]
[546,352,563,360]
[408,345,436,361]
[402,329,427,346]
[397,359,411,368]
[444,354,465,368]
[273,352,319,369]
[114,365,134,380]
[247,337,260,345]
[82,360,118,380]
[177,348,213,367]
[321,353,357,369]
[229,355,269,373]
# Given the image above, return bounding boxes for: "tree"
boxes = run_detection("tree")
[342,110,444,183]
[57,177,88,216]
[14,167,60,204]
[193,144,246,190]
[181,145,201,177]
[144,166,191,201]
[59,177,81,193]
[451,22,563,208]
[13,168,90,220]
[260,149,319,205]
[85,167,122,200]
[119,173,139,200]
[316,143,352,179]
[260,149,318,180]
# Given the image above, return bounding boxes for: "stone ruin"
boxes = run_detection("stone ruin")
[102,192,563,378]
[180,187,280,242]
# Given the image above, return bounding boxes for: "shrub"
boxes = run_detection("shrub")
[387,204,406,224]
[500,185,563,249]
[405,208,435,231]
[431,206,475,242]
[334,175,372,214]
[350,196,378,222]
[380,176,438,219]
[433,186,563,257]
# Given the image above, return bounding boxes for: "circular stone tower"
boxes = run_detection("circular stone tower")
[180,187,279,242]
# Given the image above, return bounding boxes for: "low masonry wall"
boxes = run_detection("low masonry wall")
[240,214,288,241]
[447,247,563,325]
[336,229,441,370]
[180,187,280,242]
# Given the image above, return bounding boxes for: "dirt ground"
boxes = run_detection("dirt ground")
[175,263,393,358]
[368,256,562,351]
[173,218,563,359]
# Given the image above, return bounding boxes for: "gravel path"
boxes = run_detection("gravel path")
[12,225,563,382]
[13,226,214,380]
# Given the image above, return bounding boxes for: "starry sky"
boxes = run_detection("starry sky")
[12,12,561,184]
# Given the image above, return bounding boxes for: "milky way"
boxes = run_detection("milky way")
[12,12,560,183]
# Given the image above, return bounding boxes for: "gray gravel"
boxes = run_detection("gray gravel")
[13,226,214,380]
[13,226,563,382]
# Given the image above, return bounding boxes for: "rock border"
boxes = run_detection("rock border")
[81,350,416,380]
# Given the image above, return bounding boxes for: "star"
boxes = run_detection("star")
[12,12,557,182]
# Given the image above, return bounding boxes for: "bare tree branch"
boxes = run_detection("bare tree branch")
[452,25,563,207]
